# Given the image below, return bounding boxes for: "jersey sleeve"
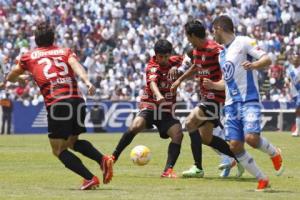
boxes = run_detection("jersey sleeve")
[66,48,79,61]
[243,37,266,59]
[18,53,29,70]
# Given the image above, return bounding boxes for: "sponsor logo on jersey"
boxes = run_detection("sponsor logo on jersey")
[222,61,235,81]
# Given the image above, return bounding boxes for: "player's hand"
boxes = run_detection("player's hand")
[242,61,255,70]
[170,79,181,93]
[203,78,214,90]
[168,66,178,80]
[156,95,166,104]
[86,82,96,96]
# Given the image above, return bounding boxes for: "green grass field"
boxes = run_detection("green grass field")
[0,132,299,200]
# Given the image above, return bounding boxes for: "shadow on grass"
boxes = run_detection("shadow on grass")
[246,189,297,194]
[68,188,124,191]
[196,176,257,183]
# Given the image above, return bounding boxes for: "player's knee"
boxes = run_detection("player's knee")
[229,142,243,154]
[185,118,197,132]
[171,131,183,144]
[200,133,212,145]
[52,148,65,157]
[245,134,260,148]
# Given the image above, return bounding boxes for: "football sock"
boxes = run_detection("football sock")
[189,130,203,170]
[257,137,277,157]
[58,150,94,180]
[235,150,267,180]
[73,140,103,163]
[209,136,238,161]
[164,142,181,171]
[296,117,300,134]
[112,130,136,160]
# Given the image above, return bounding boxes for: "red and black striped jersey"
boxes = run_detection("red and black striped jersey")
[19,45,82,107]
[140,55,183,111]
[193,40,225,103]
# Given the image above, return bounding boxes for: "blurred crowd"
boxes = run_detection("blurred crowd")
[0,0,299,105]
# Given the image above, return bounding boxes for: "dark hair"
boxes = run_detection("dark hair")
[184,20,206,39]
[34,22,55,47]
[212,15,234,33]
[154,39,173,54]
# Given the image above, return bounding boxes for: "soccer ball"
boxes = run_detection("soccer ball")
[130,145,151,166]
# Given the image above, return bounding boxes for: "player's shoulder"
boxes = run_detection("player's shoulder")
[235,36,257,46]
[146,57,159,72]
[206,40,223,53]
[169,55,183,66]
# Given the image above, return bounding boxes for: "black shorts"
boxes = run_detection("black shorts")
[47,98,86,140]
[138,110,181,139]
[198,100,222,128]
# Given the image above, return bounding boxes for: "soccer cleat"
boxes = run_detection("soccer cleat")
[292,132,300,137]
[255,179,270,192]
[218,157,236,170]
[219,157,235,178]
[100,155,114,184]
[80,176,100,190]
[220,167,231,178]
[182,165,204,178]
[271,148,284,176]
[161,168,177,178]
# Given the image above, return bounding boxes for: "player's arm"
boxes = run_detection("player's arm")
[68,56,95,96]
[203,78,225,90]
[6,64,29,83]
[242,54,271,70]
[170,64,196,93]
[242,37,271,70]
[149,81,165,103]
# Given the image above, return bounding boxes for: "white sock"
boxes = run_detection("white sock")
[257,137,277,157]
[236,151,267,180]
[296,117,300,134]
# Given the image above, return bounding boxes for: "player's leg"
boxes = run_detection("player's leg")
[160,118,183,178]
[227,103,269,191]
[49,138,97,186]
[212,127,235,177]
[112,111,149,161]
[198,102,238,161]
[182,107,205,177]
[48,99,99,190]
[243,102,284,176]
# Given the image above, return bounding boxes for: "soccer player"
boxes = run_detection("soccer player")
[111,39,183,178]
[171,20,240,178]
[286,53,300,137]
[2,22,113,190]
[212,15,284,191]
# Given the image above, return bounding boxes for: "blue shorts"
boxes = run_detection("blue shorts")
[224,101,261,142]
[293,94,300,108]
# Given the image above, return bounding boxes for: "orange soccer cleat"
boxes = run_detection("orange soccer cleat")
[271,148,284,176]
[161,168,177,178]
[80,176,100,190]
[100,155,114,184]
[255,178,270,192]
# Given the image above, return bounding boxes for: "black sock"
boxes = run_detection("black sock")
[164,142,181,171]
[112,130,136,160]
[73,140,103,163]
[58,150,94,180]
[209,136,238,161]
[189,130,203,170]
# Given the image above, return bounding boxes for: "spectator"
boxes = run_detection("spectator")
[0,93,13,135]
